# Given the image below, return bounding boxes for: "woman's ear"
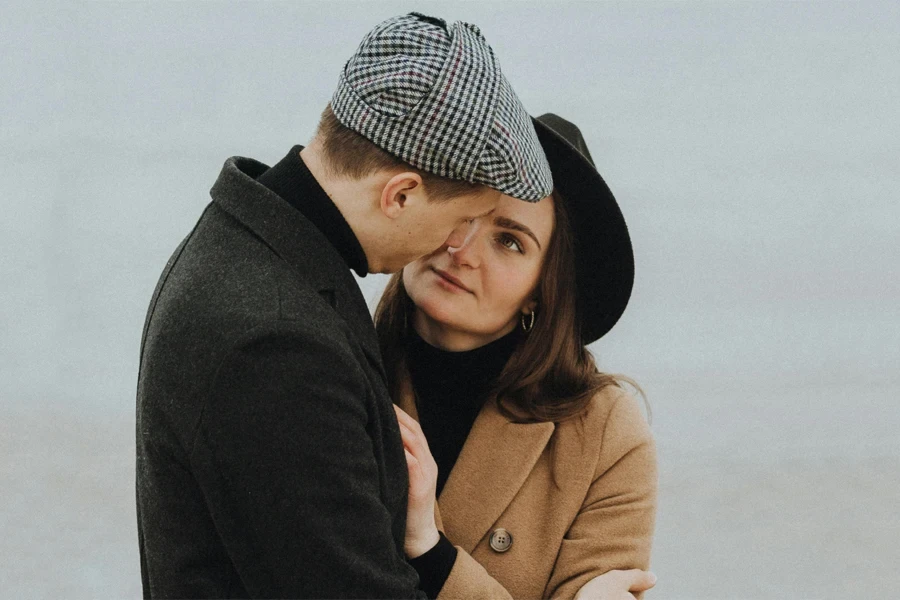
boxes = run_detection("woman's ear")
[380,172,424,219]
[522,299,538,315]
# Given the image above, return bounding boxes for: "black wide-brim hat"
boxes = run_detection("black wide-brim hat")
[531,114,634,345]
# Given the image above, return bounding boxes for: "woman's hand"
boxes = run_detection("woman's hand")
[393,404,441,558]
[573,569,657,600]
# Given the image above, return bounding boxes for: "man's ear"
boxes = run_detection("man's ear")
[380,172,425,219]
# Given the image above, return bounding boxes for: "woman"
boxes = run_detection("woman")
[375,114,658,600]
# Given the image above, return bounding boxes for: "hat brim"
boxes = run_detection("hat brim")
[531,116,634,344]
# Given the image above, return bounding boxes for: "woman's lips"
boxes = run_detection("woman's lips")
[432,268,472,293]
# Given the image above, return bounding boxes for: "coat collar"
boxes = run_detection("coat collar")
[396,369,555,553]
[210,155,386,380]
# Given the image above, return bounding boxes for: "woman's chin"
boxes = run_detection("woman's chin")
[416,301,463,332]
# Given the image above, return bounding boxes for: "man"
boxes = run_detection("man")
[135,12,552,598]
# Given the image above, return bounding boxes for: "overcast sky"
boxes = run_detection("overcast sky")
[4,1,898,411]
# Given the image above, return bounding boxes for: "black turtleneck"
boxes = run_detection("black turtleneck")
[407,327,522,497]
[256,145,369,277]
[404,326,522,597]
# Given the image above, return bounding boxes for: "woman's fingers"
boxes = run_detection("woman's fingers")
[396,418,415,444]
[393,406,435,465]
[396,415,435,477]
[404,441,436,504]
[404,447,419,471]
[394,408,438,499]
[621,569,657,592]
[393,404,418,429]
[393,405,430,447]
[574,569,657,600]
[397,419,425,458]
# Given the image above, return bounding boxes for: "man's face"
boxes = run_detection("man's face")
[381,185,501,273]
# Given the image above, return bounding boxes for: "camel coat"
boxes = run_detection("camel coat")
[395,375,658,600]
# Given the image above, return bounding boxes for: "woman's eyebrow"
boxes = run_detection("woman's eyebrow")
[493,216,541,250]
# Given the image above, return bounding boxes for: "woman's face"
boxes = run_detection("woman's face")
[403,193,555,351]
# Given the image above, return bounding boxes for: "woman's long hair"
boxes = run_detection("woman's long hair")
[375,189,645,424]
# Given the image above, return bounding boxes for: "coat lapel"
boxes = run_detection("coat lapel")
[396,372,555,553]
[210,155,386,381]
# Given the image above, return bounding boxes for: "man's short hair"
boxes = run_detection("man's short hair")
[315,104,485,202]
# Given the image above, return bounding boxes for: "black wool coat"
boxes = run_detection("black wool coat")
[136,156,426,598]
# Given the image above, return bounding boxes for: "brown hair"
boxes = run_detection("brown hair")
[314,104,485,202]
[374,189,646,424]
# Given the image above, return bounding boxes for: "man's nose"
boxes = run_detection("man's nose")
[446,220,481,267]
[443,220,471,250]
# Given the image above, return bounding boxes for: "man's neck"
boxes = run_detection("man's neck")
[298,144,337,201]
[255,145,370,276]
[299,144,386,273]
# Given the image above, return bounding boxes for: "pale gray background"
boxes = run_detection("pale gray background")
[2,1,898,598]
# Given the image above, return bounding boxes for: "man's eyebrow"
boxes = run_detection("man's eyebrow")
[494,216,541,250]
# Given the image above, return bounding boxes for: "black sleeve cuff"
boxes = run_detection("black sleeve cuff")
[407,532,458,599]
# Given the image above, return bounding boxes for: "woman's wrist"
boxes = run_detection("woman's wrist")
[405,526,441,558]
[407,532,458,599]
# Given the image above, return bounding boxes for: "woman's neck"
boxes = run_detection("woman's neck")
[405,321,522,406]
[412,309,518,352]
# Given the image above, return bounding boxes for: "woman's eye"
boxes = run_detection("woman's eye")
[498,234,523,253]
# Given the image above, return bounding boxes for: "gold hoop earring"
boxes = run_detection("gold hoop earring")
[521,311,535,333]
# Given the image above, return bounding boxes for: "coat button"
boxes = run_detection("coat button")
[489,528,513,553]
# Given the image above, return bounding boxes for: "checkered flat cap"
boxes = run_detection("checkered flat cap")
[331,12,552,202]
